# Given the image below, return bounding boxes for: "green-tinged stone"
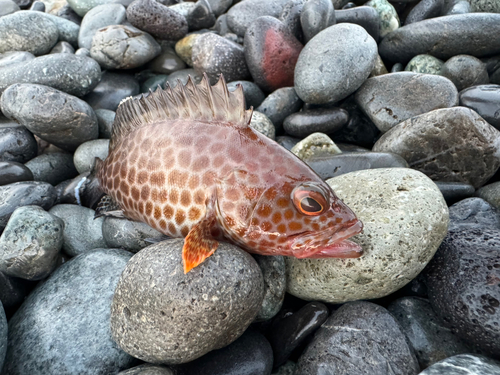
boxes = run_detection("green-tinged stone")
[366,0,400,38]
[405,54,444,74]
[369,54,389,77]
[291,133,342,160]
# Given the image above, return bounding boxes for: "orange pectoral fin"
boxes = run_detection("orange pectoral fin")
[182,221,219,274]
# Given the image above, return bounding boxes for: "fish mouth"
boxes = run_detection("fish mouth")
[291,220,364,259]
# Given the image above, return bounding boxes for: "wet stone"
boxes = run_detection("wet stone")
[294,23,377,105]
[73,139,109,174]
[102,217,163,253]
[95,108,115,139]
[127,0,188,40]
[83,71,140,111]
[388,297,470,369]
[419,354,500,375]
[186,0,216,31]
[90,25,161,70]
[279,0,305,42]
[269,302,328,367]
[434,181,475,206]
[459,84,500,129]
[448,197,500,231]
[0,182,57,232]
[1,83,98,152]
[176,330,273,375]
[147,47,186,75]
[110,239,264,364]
[254,255,286,321]
[0,0,20,17]
[192,33,250,85]
[423,228,500,358]
[78,3,127,50]
[373,107,500,188]
[405,0,443,25]
[227,80,266,109]
[355,72,458,133]
[404,54,444,75]
[0,205,63,280]
[244,16,303,93]
[0,122,37,164]
[441,55,489,91]
[0,51,34,69]
[291,133,341,160]
[49,204,106,257]
[335,6,380,42]
[256,87,302,130]
[25,153,78,185]
[250,111,276,140]
[53,173,88,206]
[295,302,419,374]
[300,0,335,43]
[2,249,135,375]
[0,162,33,186]
[50,41,75,54]
[283,107,349,138]
[365,0,399,38]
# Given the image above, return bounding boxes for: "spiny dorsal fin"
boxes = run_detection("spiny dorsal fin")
[111,74,253,150]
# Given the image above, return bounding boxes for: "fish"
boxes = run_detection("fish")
[92,74,363,273]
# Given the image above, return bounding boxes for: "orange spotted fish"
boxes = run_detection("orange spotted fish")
[92,74,363,273]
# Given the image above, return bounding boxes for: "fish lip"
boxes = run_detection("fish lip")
[291,219,363,250]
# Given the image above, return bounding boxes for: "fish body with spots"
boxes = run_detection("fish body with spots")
[95,75,363,272]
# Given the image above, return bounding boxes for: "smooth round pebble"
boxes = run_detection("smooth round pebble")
[419,354,500,375]
[459,84,500,129]
[25,153,78,185]
[335,6,380,42]
[148,48,186,75]
[0,301,5,370]
[78,4,127,50]
[441,55,489,91]
[83,71,140,111]
[250,111,275,140]
[50,41,75,54]
[186,0,216,31]
[405,54,444,74]
[102,217,163,253]
[300,0,335,43]
[67,0,121,16]
[73,139,109,174]
[227,80,266,109]
[256,87,302,130]
[434,181,475,206]
[0,162,34,186]
[0,122,37,164]
[283,108,349,138]
[278,0,305,42]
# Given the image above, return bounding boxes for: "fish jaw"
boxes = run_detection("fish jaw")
[291,219,363,259]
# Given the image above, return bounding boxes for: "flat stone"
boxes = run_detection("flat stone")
[459,84,500,130]
[102,217,163,253]
[419,354,500,375]
[256,87,302,130]
[373,107,500,188]
[83,71,140,111]
[244,16,303,93]
[254,255,286,321]
[25,153,78,185]
[304,151,408,180]
[0,0,19,17]
[192,32,250,85]
[227,0,290,37]
[250,111,275,140]
[0,205,63,280]
[0,182,57,232]
[73,139,109,174]
[2,248,135,374]
[449,197,500,231]
[0,54,102,97]
[294,23,377,104]
[1,83,98,152]
[176,330,273,375]
[405,0,443,25]
[0,122,37,164]
[295,301,419,374]
[49,204,106,257]
[335,6,380,42]
[283,107,349,138]
[379,14,500,64]
[355,72,458,133]
[95,108,115,138]
[424,228,500,358]
[110,239,264,364]
[300,0,335,43]
[186,0,216,31]
[404,54,444,74]
[0,51,35,69]
[227,80,265,109]
[365,0,399,37]
[441,55,489,91]
[90,25,161,70]
[388,297,470,369]
[434,181,475,206]
[0,162,33,186]
[78,3,127,50]
[127,0,188,40]
[286,168,449,303]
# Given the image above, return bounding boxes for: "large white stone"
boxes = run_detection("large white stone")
[286,168,449,303]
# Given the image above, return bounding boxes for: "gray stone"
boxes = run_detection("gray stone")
[283,107,349,138]
[272,361,296,375]
[95,108,115,139]
[27,10,80,46]
[459,85,500,130]
[110,239,264,364]
[470,0,500,12]
[147,47,186,75]
[405,0,443,25]
[2,248,135,375]
[73,139,109,174]
[227,0,289,37]
[419,354,500,375]
[0,11,58,56]
[0,182,57,232]
[1,83,98,152]
[441,55,489,91]
[78,3,127,50]
[373,107,500,188]
[192,33,249,85]
[25,153,78,185]
[141,74,168,93]
[118,364,175,375]
[435,181,475,206]
[335,6,380,42]
[449,197,500,231]
[67,0,118,16]
[102,217,163,253]
[90,25,161,70]
[50,41,75,54]
[388,297,470,369]
[75,47,91,56]
[446,0,470,14]
[291,133,342,160]
[169,1,195,18]
[186,0,216,31]
[207,0,232,17]
[227,80,266,109]
[405,54,444,74]
[253,255,286,322]
[0,0,19,17]
[249,111,275,140]
[83,71,139,111]
[49,204,106,257]
[294,23,377,104]
[380,14,500,64]
[0,54,102,97]
[295,301,420,374]
[365,0,399,38]
[0,122,37,164]
[174,32,206,67]
[279,0,305,42]
[300,0,335,43]
[0,51,34,69]
[165,68,202,87]
[0,301,5,370]
[256,87,302,130]
[31,1,46,11]
[286,168,449,303]
[0,162,34,186]
[0,206,63,280]
[355,72,458,133]
[476,181,500,209]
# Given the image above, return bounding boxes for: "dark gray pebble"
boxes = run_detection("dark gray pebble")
[441,55,489,92]
[73,139,109,174]
[283,108,349,138]
[0,122,37,164]
[141,74,168,93]
[95,108,115,139]
[30,1,45,11]
[300,0,335,43]
[448,197,500,231]
[256,87,302,130]
[279,0,305,42]
[404,0,443,25]
[25,153,78,185]
[335,6,380,42]
[187,0,216,31]
[0,271,34,314]
[83,71,140,111]
[147,48,186,75]
[419,354,500,375]
[254,255,286,321]
[459,84,500,130]
[434,181,475,206]
[227,80,266,109]
[207,0,232,17]
[0,162,33,186]
[102,217,163,253]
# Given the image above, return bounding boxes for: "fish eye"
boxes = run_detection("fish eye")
[292,184,327,216]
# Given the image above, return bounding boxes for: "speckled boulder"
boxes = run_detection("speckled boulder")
[110,239,264,364]
[286,168,449,303]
